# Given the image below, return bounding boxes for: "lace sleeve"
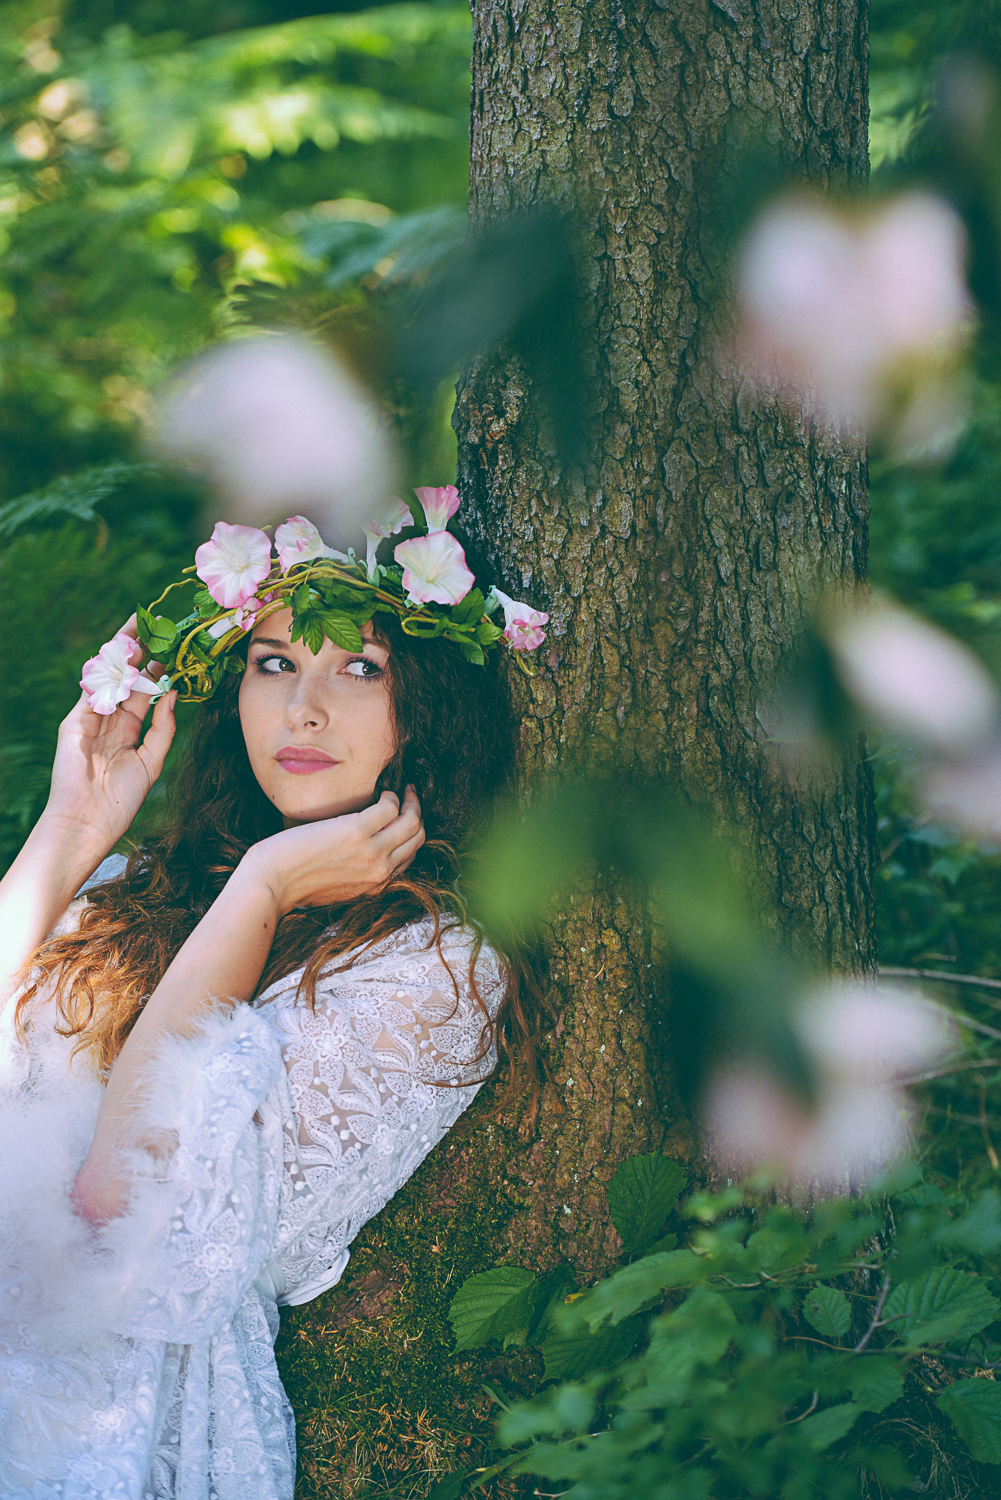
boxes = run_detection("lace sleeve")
[259,923,506,1305]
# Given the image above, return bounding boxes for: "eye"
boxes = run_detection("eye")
[344,657,384,679]
[254,652,296,675]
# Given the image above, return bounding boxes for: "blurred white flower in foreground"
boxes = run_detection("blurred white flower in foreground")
[154,335,398,548]
[706,984,953,1187]
[828,597,999,758]
[735,192,972,442]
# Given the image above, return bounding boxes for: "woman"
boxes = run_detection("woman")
[0,494,547,1498]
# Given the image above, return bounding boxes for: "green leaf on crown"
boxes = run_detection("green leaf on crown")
[292,582,312,616]
[192,586,218,619]
[474,619,504,647]
[290,611,325,655]
[453,636,485,665]
[136,604,178,657]
[606,1153,686,1260]
[450,588,485,626]
[320,612,364,652]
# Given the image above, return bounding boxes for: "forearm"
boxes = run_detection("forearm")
[0,814,113,1005]
[85,867,281,1164]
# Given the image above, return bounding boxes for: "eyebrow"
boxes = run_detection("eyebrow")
[249,635,385,652]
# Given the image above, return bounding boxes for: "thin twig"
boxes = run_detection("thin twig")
[881,967,1001,1013]
[854,1273,891,1353]
[980,1085,999,1169]
[783,1391,819,1426]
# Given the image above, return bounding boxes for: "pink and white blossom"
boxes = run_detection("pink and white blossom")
[414,484,460,533]
[363,496,413,579]
[234,597,263,631]
[735,192,972,435]
[195,521,273,609]
[829,599,998,758]
[490,587,549,651]
[274,515,331,573]
[394,532,475,606]
[705,982,953,1188]
[80,633,161,715]
[154,335,399,547]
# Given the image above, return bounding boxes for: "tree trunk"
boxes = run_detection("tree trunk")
[279,3,876,1493]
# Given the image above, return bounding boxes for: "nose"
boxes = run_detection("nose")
[284,673,329,731]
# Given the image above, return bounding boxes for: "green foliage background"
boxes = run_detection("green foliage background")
[5,0,1001,1494]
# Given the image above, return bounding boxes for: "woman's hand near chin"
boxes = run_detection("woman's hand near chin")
[237,786,426,915]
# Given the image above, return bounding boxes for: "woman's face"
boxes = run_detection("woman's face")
[239,609,396,825]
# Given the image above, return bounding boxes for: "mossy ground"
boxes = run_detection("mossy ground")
[275,1111,541,1499]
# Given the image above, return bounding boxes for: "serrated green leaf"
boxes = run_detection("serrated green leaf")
[803,1286,852,1340]
[448,1267,537,1352]
[621,1288,736,1410]
[320,612,364,652]
[606,1154,686,1258]
[886,1266,1000,1348]
[848,1357,905,1414]
[542,1315,642,1381]
[560,1249,707,1333]
[937,1378,1001,1463]
[798,1402,861,1451]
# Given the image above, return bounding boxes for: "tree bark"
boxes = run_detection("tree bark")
[281,4,876,1492]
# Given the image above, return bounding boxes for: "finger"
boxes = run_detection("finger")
[136,691,177,780]
[355,789,401,833]
[388,826,426,872]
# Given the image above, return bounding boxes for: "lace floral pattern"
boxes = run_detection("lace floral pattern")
[0,900,504,1499]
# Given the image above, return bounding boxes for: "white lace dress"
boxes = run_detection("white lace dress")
[0,856,504,1500]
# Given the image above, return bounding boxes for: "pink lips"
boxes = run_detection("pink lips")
[275,745,339,775]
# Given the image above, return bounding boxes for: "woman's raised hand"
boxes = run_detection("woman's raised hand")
[238,786,426,914]
[44,618,177,859]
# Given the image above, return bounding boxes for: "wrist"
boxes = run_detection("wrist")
[229,847,288,919]
[26,811,113,889]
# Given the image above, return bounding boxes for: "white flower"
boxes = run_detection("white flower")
[393,532,475,606]
[829,599,998,757]
[489,587,549,652]
[363,496,412,580]
[194,521,273,609]
[736,192,971,433]
[154,335,399,547]
[274,515,333,573]
[413,484,460,533]
[80,633,162,715]
[705,983,953,1188]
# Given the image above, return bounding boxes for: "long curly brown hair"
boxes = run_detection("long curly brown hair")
[17,615,544,1106]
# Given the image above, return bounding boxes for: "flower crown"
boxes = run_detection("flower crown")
[80,486,549,713]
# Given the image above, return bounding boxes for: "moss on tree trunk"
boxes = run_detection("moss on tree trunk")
[278,3,876,1493]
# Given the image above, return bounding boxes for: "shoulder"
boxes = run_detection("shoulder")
[254,916,507,1015]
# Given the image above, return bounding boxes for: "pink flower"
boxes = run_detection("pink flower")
[234,598,263,631]
[491,587,549,651]
[394,532,475,606]
[195,521,273,609]
[80,633,161,715]
[274,515,331,573]
[363,496,413,579]
[414,484,460,533]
